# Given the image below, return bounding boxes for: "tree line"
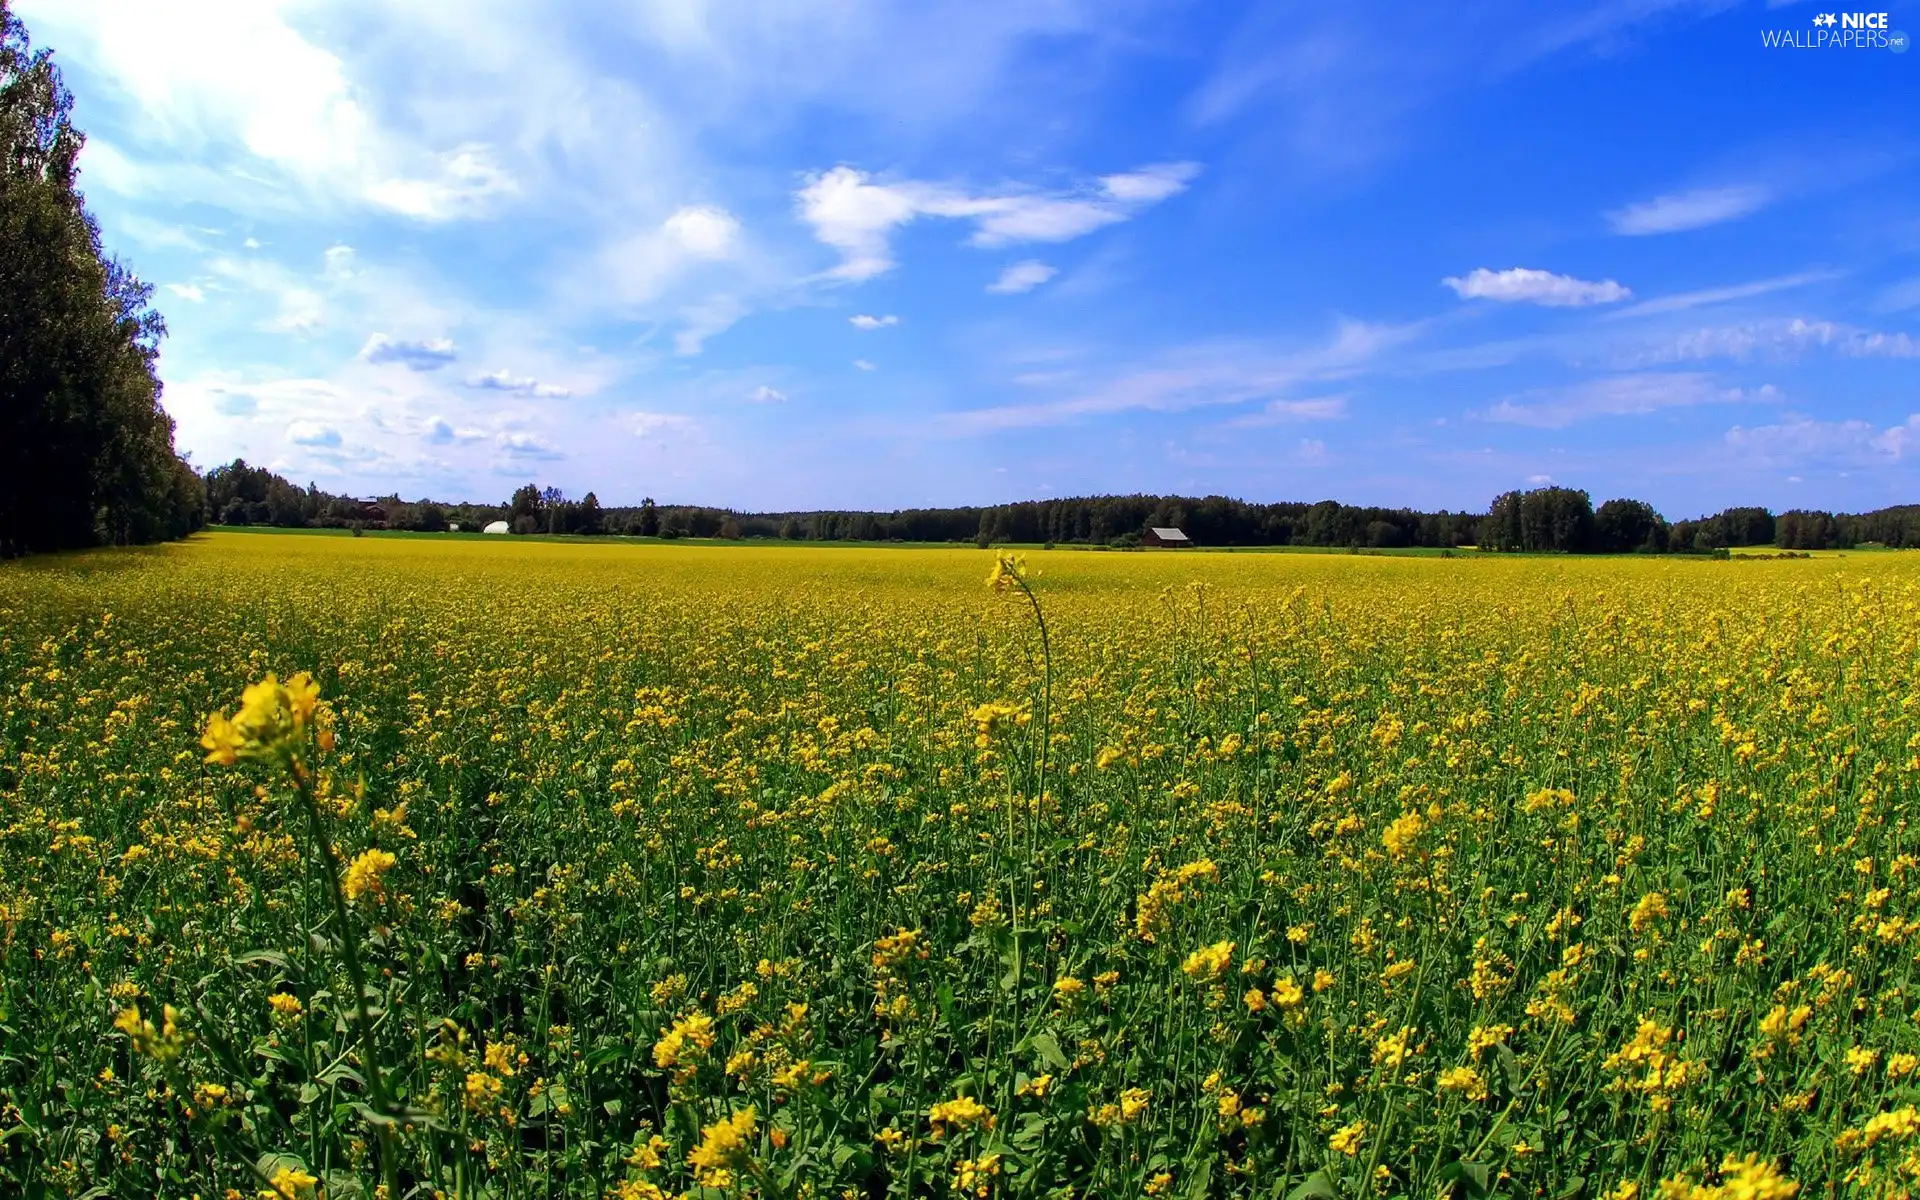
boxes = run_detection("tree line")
[0,2,203,557]
[192,467,1920,554]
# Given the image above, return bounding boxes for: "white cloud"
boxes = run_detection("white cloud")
[425,417,486,444]
[286,420,342,447]
[632,412,694,440]
[796,162,1197,281]
[495,431,564,460]
[1222,394,1349,428]
[796,166,921,281]
[166,283,206,302]
[1620,318,1920,366]
[948,319,1416,433]
[987,260,1058,294]
[1607,270,1837,319]
[849,314,899,329]
[1442,267,1630,307]
[360,334,457,370]
[1606,185,1770,236]
[24,0,517,220]
[466,370,571,397]
[1723,413,1920,467]
[748,385,787,403]
[662,205,741,259]
[852,358,877,371]
[1099,162,1201,204]
[674,296,747,356]
[1483,372,1750,428]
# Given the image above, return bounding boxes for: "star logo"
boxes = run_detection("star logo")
[1813,12,1838,26]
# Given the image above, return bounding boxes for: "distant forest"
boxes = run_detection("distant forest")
[199,460,1920,554]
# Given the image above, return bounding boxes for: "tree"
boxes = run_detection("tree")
[1483,487,1596,552]
[1,2,202,556]
[509,483,541,529]
[577,491,603,534]
[1594,498,1667,554]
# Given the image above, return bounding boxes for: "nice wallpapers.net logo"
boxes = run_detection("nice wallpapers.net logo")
[1763,11,1910,50]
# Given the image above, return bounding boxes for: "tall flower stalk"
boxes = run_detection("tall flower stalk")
[203,672,404,1200]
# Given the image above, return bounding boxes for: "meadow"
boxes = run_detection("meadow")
[3,530,1918,1199]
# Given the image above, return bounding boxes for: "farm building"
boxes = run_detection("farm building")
[483,520,510,535]
[1143,527,1192,548]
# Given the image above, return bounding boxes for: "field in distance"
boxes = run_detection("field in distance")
[3,529,1917,1197]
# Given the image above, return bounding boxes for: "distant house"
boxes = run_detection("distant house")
[483,520,509,535]
[360,501,388,523]
[1144,526,1192,548]
[447,522,461,532]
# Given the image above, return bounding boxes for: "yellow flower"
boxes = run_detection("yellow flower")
[1381,810,1425,858]
[261,1166,320,1200]
[986,552,1029,591]
[267,992,304,1021]
[929,1094,994,1136]
[1181,940,1234,979]
[688,1106,757,1189]
[1629,891,1669,934]
[203,671,331,765]
[1329,1119,1366,1156]
[1373,1026,1414,1069]
[1436,1065,1488,1101]
[342,849,397,905]
[1119,1086,1151,1122]
[653,1012,716,1070]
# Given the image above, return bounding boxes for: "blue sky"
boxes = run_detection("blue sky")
[19,0,1920,514]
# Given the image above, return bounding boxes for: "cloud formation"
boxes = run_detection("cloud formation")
[849,314,899,329]
[1606,185,1770,236]
[466,370,572,398]
[361,334,457,371]
[1484,373,1767,428]
[797,162,1199,281]
[1442,267,1630,307]
[988,261,1058,294]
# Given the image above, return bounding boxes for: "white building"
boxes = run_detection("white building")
[483,520,510,535]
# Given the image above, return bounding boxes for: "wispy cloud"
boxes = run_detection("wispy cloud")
[988,261,1058,294]
[849,314,899,330]
[748,385,788,403]
[1443,267,1630,307]
[796,163,1199,281]
[1484,373,1768,428]
[1222,394,1350,428]
[1725,413,1920,468]
[1606,270,1837,319]
[1616,318,1920,367]
[946,320,1416,434]
[1606,184,1771,235]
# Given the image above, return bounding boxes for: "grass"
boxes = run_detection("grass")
[2,529,1916,1197]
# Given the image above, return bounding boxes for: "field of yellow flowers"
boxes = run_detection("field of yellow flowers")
[4,530,1920,1199]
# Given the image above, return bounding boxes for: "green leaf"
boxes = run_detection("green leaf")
[1028,1031,1068,1071]
[1497,1041,1524,1093]
[1288,1171,1339,1200]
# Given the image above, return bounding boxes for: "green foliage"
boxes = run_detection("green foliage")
[0,1,201,556]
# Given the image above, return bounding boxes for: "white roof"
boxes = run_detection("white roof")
[1148,527,1190,540]
[483,520,510,534]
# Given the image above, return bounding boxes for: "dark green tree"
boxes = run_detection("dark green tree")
[1,1,202,556]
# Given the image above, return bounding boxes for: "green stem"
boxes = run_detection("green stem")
[289,756,403,1200]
